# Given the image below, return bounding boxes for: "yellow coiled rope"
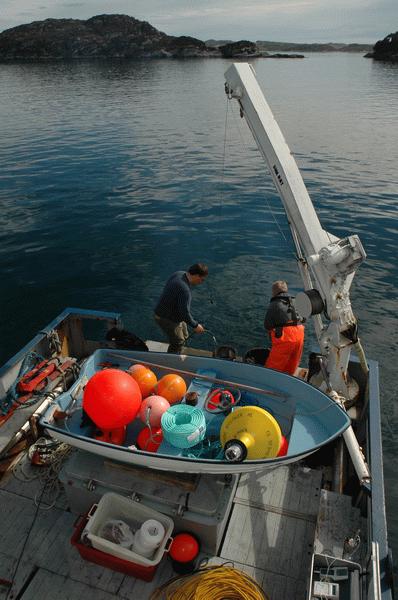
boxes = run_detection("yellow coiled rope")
[149,565,270,600]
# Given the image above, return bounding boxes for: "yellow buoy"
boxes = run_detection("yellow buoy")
[220,406,282,462]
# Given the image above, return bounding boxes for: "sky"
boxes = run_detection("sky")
[0,0,396,43]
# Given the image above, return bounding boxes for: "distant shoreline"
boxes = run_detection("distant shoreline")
[208,40,373,53]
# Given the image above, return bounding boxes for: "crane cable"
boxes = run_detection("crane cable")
[227,97,295,258]
[149,564,269,600]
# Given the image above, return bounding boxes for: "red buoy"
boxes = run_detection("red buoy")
[277,435,289,457]
[136,426,163,452]
[169,533,200,563]
[83,369,142,430]
[94,427,126,445]
[206,389,235,412]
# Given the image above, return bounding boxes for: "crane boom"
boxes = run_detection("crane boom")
[224,63,366,397]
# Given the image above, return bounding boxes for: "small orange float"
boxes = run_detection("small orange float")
[155,374,187,405]
[128,364,157,398]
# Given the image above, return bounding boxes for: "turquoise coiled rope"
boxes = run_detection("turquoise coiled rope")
[161,404,206,449]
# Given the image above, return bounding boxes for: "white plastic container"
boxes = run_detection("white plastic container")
[82,492,173,567]
[132,519,166,558]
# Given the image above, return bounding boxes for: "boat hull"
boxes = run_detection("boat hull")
[43,426,317,473]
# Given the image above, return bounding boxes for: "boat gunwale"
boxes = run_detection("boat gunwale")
[0,307,121,380]
[366,358,394,597]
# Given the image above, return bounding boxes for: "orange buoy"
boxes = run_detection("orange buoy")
[155,374,187,405]
[137,426,163,452]
[83,368,142,430]
[128,364,157,398]
[128,364,147,374]
[94,427,126,445]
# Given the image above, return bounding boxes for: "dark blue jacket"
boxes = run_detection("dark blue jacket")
[155,271,198,328]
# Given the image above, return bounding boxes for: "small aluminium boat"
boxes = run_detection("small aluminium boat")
[41,347,351,474]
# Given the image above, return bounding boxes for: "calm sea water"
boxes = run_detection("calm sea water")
[0,54,397,570]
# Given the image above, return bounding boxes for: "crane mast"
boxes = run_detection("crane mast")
[224,63,370,486]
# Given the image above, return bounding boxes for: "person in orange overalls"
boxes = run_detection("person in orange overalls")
[264,281,305,375]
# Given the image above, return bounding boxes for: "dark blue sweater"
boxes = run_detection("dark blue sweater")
[154,271,198,328]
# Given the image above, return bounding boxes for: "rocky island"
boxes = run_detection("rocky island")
[0,14,303,61]
[0,15,210,60]
[365,31,398,62]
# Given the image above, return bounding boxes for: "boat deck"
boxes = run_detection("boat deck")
[0,337,369,599]
[0,449,339,600]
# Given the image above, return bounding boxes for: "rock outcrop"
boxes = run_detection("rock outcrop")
[0,14,219,60]
[365,32,398,62]
[218,40,259,58]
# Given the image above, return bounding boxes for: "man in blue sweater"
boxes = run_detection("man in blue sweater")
[154,263,208,353]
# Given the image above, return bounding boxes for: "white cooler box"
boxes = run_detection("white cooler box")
[82,492,174,567]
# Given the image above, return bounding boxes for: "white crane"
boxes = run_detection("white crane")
[224,63,370,486]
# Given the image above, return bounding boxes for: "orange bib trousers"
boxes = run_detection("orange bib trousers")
[265,324,305,375]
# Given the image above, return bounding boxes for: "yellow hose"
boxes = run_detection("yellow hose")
[149,565,270,600]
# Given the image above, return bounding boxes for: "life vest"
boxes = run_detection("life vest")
[17,359,58,393]
[1,357,76,426]
[264,293,299,338]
